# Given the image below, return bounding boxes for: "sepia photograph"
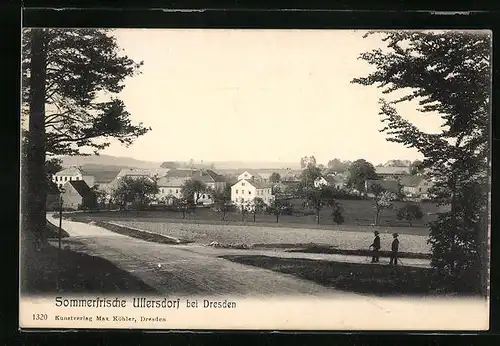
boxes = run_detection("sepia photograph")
[19,28,491,330]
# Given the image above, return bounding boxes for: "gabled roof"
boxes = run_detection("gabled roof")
[205,170,226,182]
[116,168,168,179]
[55,166,85,176]
[375,166,410,176]
[238,170,257,177]
[232,179,272,189]
[166,169,198,178]
[65,180,93,198]
[365,179,400,194]
[157,177,190,188]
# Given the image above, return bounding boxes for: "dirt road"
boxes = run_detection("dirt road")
[46,215,349,297]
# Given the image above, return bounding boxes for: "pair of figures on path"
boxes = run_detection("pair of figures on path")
[369,231,399,265]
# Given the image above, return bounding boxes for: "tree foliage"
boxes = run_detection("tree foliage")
[353,31,490,294]
[268,193,292,223]
[211,185,232,221]
[303,186,343,225]
[22,28,150,156]
[248,197,266,222]
[181,180,207,205]
[112,177,159,210]
[300,155,317,169]
[327,158,349,173]
[346,159,378,192]
[297,165,322,195]
[397,203,424,227]
[269,172,281,183]
[369,183,397,226]
[409,160,425,175]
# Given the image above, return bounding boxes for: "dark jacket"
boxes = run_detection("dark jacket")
[392,238,399,252]
[371,236,381,250]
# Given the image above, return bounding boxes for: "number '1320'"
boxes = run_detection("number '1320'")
[33,314,48,320]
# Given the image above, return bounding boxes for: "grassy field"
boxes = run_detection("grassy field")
[94,219,431,254]
[221,255,477,295]
[66,199,438,233]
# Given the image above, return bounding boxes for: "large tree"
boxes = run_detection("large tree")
[22,28,149,246]
[181,180,207,205]
[297,164,322,195]
[300,155,317,169]
[346,159,378,193]
[303,186,342,225]
[112,177,159,210]
[353,31,490,295]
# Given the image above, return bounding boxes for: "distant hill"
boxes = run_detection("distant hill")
[60,155,161,169]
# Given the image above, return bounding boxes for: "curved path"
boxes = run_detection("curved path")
[46,215,351,297]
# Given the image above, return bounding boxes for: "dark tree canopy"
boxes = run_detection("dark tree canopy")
[353,31,490,294]
[269,172,281,183]
[346,159,378,192]
[22,28,150,156]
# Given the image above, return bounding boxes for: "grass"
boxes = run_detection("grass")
[91,221,192,245]
[20,241,156,294]
[63,199,440,230]
[94,220,431,254]
[45,221,70,239]
[221,255,478,296]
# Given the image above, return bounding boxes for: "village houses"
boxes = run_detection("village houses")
[60,180,95,210]
[313,175,346,189]
[375,166,410,180]
[52,166,95,190]
[231,179,274,208]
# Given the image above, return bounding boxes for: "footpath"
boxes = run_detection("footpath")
[47,214,430,268]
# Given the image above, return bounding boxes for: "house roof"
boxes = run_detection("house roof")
[54,166,85,176]
[400,175,424,187]
[375,166,410,176]
[238,170,257,177]
[365,179,400,194]
[157,177,190,188]
[166,169,198,178]
[116,168,168,179]
[65,180,93,198]
[232,179,272,189]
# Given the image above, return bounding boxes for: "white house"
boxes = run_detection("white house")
[313,175,346,189]
[53,166,95,189]
[237,170,255,181]
[400,175,433,199]
[116,168,168,180]
[231,179,274,208]
[156,177,190,204]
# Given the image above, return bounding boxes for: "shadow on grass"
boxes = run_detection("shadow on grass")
[281,244,431,260]
[221,255,478,296]
[45,221,70,239]
[21,241,156,294]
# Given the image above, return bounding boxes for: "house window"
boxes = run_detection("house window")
[176,189,178,193]
[241,198,245,202]
[203,194,206,199]
[207,195,211,199]
[161,189,164,193]
[248,190,251,195]
[242,182,245,186]
[169,189,172,193]
[242,190,244,194]
[236,189,239,194]
[64,177,68,181]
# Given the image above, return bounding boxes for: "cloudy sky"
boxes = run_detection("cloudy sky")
[99,29,445,165]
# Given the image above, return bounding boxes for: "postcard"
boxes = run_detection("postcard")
[19,28,491,330]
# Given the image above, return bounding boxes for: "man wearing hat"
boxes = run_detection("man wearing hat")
[390,233,400,265]
[369,230,381,263]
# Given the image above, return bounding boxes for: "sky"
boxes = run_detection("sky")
[97,29,445,166]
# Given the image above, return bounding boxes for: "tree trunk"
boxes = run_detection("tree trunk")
[375,208,380,226]
[316,209,320,225]
[276,214,279,223]
[253,213,256,222]
[25,29,48,250]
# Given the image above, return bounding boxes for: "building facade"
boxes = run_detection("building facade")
[231,179,274,208]
[53,166,95,189]
[61,180,95,210]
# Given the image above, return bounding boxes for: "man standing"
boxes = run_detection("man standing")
[369,230,381,263]
[390,233,400,265]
